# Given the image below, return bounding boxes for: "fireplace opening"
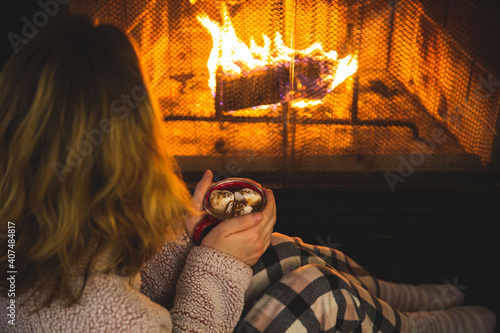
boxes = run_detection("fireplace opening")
[44,0,500,187]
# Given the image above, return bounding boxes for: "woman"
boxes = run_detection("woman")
[0,15,496,332]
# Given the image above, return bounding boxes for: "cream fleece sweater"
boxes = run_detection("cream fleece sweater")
[0,234,253,332]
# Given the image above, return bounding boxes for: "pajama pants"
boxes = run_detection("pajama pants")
[234,232,410,333]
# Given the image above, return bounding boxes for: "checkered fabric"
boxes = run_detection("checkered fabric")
[234,233,410,333]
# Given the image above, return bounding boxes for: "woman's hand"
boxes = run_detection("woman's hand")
[184,170,214,239]
[200,188,276,266]
[184,170,266,240]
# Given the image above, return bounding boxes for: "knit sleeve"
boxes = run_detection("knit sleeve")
[170,246,253,333]
[140,232,194,309]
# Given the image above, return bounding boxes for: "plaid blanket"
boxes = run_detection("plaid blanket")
[234,233,409,333]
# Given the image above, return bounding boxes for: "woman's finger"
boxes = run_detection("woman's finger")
[215,211,263,236]
[261,231,272,255]
[191,170,213,210]
[262,189,275,214]
[259,189,276,231]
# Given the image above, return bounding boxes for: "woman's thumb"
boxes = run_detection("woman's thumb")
[219,212,263,235]
[192,170,213,209]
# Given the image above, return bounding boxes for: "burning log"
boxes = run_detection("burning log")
[196,3,358,113]
[215,55,337,112]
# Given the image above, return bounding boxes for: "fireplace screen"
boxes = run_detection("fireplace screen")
[69,0,500,187]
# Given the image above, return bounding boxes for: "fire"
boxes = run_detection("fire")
[291,99,324,109]
[196,3,358,109]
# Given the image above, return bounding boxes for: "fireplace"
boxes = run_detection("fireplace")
[66,0,500,189]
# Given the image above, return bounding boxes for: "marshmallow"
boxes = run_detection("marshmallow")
[235,188,262,207]
[234,191,245,202]
[225,201,253,219]
[235,203,253,216]
[209,190,234,214]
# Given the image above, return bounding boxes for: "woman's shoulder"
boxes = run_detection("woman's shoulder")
[0,272,172,333]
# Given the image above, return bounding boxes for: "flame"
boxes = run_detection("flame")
[330,55,358,90]
[291,99,324,109]
[196,3,358,108]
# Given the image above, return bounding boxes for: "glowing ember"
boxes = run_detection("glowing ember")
[196,3,358,110]
[291,99,324,109]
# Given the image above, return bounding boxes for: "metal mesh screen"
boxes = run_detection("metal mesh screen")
[68,0,500,187]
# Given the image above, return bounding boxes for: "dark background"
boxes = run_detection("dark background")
[271,185,499,331]
[2,1,499,331]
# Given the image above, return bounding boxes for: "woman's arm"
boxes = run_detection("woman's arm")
[140,171,213,308]
[140,232,194,309]
[170,246,253,332]
[169,189,275,332]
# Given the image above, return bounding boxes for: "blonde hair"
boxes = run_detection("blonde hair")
[0,15,193,308]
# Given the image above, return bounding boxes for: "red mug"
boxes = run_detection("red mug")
[192,178,266,245]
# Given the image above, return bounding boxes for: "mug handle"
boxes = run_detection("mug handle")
[192,215,222,245]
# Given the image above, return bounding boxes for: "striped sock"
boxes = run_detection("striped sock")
[406,306,497,333]
[378,280,464,312]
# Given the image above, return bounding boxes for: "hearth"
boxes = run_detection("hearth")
[66,0,500,188]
